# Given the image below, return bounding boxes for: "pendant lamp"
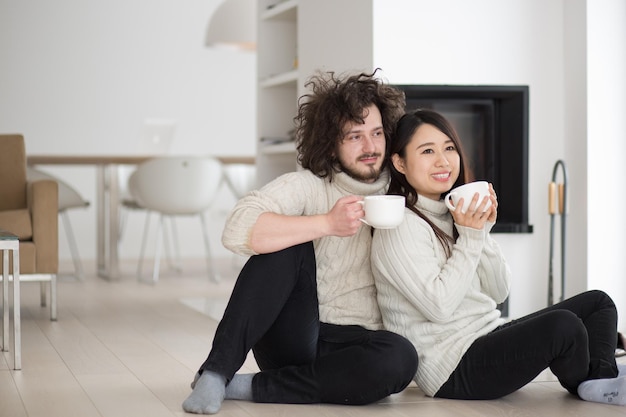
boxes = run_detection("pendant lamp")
[205,0,257,51]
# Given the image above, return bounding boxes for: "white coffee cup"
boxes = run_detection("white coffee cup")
[444,181,492,213]
[358,195,405,229]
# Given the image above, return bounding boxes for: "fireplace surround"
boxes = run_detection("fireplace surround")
[394,84,533,234]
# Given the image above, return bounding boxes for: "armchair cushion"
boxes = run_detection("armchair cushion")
[28,179,58,273]
[0,208,33,240]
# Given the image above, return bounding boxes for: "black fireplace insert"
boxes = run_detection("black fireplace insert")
[394,84,532,233]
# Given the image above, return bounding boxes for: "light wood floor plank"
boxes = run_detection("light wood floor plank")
[0,370,28,417]
[76,373,176,417]
[34,312,129,376]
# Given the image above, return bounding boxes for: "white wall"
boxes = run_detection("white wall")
[373,0,626,330]
[586,0,626,327]
[0,0,256,263]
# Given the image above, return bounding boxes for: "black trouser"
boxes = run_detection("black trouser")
[199,242,418,404]
[436,290,619,400]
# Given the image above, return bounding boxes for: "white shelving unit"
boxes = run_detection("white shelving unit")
[257,0,299,187]
[256,0,373,186]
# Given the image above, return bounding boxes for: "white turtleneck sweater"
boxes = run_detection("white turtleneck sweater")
[371,195,511,396]
[222,169,390,331]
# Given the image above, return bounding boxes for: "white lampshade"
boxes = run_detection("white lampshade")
[205,0,257,51]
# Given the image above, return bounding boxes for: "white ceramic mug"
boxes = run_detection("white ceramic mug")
[358,195,405,229]
[444,181,492,213]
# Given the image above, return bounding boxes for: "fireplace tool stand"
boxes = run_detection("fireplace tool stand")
[548,159,568,306]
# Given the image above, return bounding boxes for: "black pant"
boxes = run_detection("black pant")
[436,290,619,400]
[199,242,418,404]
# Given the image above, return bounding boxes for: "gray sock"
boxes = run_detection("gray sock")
[225,373,254,401]
[182,371,226,414]
[190,371,201,389]
[577,375,626,406]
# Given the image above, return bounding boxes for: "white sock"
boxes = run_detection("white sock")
[578,375,626,406]
[182,371,227,414]
[225,373,254,401]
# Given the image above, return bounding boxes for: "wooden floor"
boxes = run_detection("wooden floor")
[2,258,625,417]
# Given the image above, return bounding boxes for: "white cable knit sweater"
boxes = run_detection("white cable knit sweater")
[371,196,511,396]
[222,169,389,330]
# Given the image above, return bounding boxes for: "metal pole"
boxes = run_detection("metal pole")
[548,160,568,306]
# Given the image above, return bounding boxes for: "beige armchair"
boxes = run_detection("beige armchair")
[0,134,58,320]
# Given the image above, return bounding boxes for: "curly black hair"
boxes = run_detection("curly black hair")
[294,69,406,181]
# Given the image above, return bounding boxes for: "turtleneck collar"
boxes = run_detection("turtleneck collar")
[415,194,449,217]
[333,169,390,196]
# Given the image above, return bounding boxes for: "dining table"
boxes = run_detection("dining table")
[27,154,255,280]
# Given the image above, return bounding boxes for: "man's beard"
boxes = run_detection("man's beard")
[338,154,382,182]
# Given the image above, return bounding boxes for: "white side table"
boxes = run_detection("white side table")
[1,230,21,370]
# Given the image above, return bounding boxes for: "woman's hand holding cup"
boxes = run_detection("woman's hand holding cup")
[445,181,498,229]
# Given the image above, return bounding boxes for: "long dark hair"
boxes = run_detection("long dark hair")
[294,69,406,181]
[388,109,473,257]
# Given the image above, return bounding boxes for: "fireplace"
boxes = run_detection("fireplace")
[394,84,532,234]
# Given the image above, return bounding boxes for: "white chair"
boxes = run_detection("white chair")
[118,118,177,244]
[128,156,223,283]
[223,163,257,199]
[26,167,89,280]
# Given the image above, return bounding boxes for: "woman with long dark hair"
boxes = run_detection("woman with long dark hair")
[371,108,625,405]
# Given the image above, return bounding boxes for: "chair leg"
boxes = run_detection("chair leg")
[167,218,182,272]
[40,282,47,307]
[199,212,218,283]
[61,211,84,280]
[11,249,21,369]
[50,274,57,321]
[117,207,127,243]
[137,210,152,280]
[151,216,164,284]
[3,250,9,351]
[162,217,181,273]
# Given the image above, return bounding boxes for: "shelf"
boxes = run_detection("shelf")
[258,0,299,184]
[260,70,298,88]
[259,142,297,155]
[257,0,376,185]
[262,0,297,21]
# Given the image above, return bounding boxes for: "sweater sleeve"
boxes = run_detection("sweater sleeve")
[476,226,511,304]
[372,212,486,324]
[221,171,315,256]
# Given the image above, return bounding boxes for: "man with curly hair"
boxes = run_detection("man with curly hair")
[183,69,418,414]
